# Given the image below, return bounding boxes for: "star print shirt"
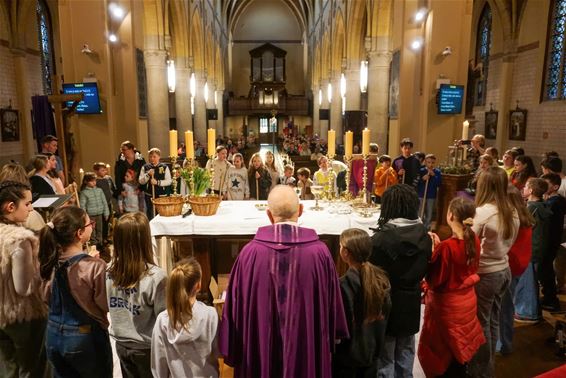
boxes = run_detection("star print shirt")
[226,166,249,200]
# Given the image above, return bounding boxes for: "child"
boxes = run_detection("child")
[334,228,391,377]
[265,151,280,191]
[107,212,167,378]
[226,153,249,200]
[0,181,48,377]
[206,145,233,197]
[392,138,421,189]
[540,157,566,197]
[374,155,397,203]
[280,164,296,186]
[80,172,109,250]
[417,154,442,231]
[119,169,145,214]
[38,206,112,377]
[248,153,272,200]
[151,257,219,377]
[418,197,485,377]
[297,167,314,200]
[139,148,172,220]
[94,162,116,243]
[540,173,566,311]
[370,184,432,376]
[313,156,337,196]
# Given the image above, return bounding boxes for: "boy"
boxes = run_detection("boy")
[373,155,397,203]
[93,162,116,244]
[541,157,566,197]
[139,148,172,219]
[280,164,296,186]
[313,156,337,196]
[392,138,421,189]
[297,167,314,200]
[541,173,566,311]
[417,154,442,231]
[515,178,552,322]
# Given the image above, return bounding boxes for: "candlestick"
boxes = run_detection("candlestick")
[185,131,194,159]
[170,155,179,195]
[362,128,370,156]
[169,130,178,158]
[344,131,353,159]
[327,129,336,158]
[462,120,469,162]
[342,156,353,201]
[207,128,216,158]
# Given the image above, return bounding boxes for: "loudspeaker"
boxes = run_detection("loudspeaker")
[319,109,329,120]
[206,109,218,120]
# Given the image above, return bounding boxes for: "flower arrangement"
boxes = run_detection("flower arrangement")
[180,167,210,196]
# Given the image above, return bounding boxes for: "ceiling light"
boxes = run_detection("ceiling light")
[109,3,125,20]
[415,8,427,22]
[411,38,423,51]
[108,34,118,43]
[167,60,176,93]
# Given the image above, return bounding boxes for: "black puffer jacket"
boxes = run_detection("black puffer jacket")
[370,220,432,337]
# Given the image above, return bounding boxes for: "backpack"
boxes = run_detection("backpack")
[508,226,532,276]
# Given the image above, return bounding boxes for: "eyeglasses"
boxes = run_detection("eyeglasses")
[82,220,96,229]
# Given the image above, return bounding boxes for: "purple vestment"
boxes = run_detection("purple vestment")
[219,224,349,378]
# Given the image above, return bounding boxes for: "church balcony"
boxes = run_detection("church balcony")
[226,95,310,116]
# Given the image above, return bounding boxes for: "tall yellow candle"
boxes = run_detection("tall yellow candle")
[462,120,470,141]
[169,130,178,157]
[207,128,216,158]
[344,131,353,159]
[362,128,371,156]
[327,129,336,157]
[185,131,194,159]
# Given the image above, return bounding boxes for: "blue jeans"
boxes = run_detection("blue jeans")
[514,263,540,320]
[498,276,518,354]
[469,268,511,378]
[419,198,436,231]
[377,334,415,378]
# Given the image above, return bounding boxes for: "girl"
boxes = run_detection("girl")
[418,197,485,377]
[226,153,249,200]
[119,168,145,214]
[370,184,432,377]
[38,206,112,377]
[44,153,65,194]
[151,257,219,377]
[28,154,56,199]
[265,151,280,191]
[334,228,391,377]
[0,181,48,377]
[80,172,109,249]
[107,212,167,378]
[248,153,272,200]
[510,155,537,191]
[469,167,519,377]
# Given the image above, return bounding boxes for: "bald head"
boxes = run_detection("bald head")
[267,185,301,223]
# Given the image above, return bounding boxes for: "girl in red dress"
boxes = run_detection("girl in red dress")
[418,197,486,377]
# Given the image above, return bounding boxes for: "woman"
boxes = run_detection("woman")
[510,155,537,191]
[44,153,65,194]
[28,155,56,200]
[469,167,519,377]
[114,141,146,199]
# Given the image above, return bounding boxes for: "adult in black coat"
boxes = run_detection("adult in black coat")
[370,184,432,377]
[113,141,146,199]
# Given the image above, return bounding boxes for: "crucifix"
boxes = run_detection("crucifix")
[47,75,83,183]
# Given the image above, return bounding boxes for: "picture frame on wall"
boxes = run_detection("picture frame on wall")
[509,108,527,141]
[485,110,498,139]
[0,108,20,142]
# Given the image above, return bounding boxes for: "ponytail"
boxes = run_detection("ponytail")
[38,206,87,280]
[360,261,390,323]
[448,197,478,266]
[166,257,201,332]
[462,218,477,266]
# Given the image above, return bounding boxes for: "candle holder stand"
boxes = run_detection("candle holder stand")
[342,156,354,201]
[326,153,336,201]
[361,154,369,204]
[207,156,215,195]
[170,155,180,195]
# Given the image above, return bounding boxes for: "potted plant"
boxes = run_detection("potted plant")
[180,167,221,216]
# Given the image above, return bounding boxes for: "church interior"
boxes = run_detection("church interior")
[2,0,566,377]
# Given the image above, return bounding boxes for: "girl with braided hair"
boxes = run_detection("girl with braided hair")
[0,181,48,377]
[38,206,112,377]
[151,257,219,377]
[418,197,485,376]
[370,184,432,377]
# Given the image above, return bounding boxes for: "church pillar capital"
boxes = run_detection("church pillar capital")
[144,49,167,67]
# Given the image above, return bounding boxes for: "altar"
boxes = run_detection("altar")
[150,200,380,297]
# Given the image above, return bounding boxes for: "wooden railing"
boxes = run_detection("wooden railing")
[227,96,310,116]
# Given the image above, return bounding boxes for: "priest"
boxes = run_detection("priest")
[219,185,349,377]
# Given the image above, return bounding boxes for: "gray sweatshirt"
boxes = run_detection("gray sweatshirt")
[106,264,167,349]
[151,301,219,378]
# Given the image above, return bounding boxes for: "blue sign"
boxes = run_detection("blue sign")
[62,82,102,114]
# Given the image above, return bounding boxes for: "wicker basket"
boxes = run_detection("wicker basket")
[152,196,186,217]
[188,195,222,216]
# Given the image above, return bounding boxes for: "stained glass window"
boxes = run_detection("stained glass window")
[543,0,566,101]
[475,4,492,106]
[36,0,55,95]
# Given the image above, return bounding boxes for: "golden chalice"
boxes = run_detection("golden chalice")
[310,185,325,211]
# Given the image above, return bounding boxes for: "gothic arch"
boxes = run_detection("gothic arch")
[332,8,346,75]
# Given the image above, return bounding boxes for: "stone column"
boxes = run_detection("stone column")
[367,50,392,150]
[216,87,225,137]
[207,82,217,135]
[331,76,343,144]
[12,49,35,160]
[144,50,169,151]
[193,72,207,148]
[320,79,330,142]
[175,58,192,135]
[495,51,516,152]
[345,64,361,111]
[312,85,321,137]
